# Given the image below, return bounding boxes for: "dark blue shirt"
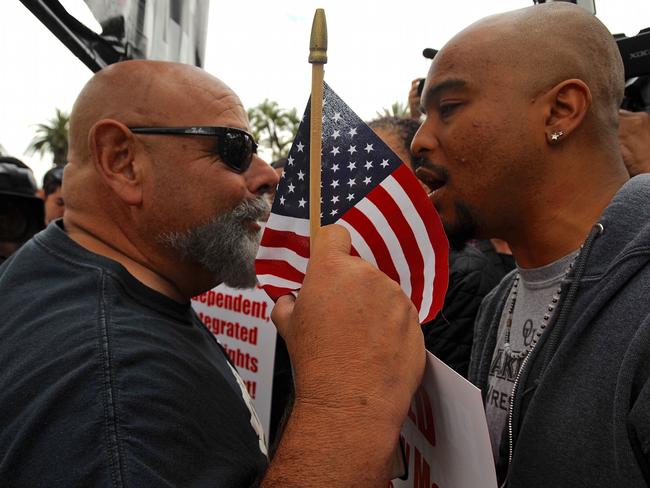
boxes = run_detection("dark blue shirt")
[0,222,267,487]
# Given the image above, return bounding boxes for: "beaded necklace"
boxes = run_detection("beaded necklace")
[502,254,578,360]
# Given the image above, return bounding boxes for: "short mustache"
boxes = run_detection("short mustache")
[414,159,449,190]
[230,197,270,223]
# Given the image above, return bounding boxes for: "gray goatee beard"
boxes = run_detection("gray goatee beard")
[158,197,270,289]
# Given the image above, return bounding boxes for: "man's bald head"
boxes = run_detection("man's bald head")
[435,3,624,134]
[68,60,241,164]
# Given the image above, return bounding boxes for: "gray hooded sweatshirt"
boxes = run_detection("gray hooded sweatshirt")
[469,174,650,487]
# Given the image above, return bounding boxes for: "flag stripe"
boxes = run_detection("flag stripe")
[336,219,379,268]
[265,214,310,236]
[366,182,425,313]
[382,170,439,322]
[257,274,302,290]
[256,245,309,274]
[256,259,305,284]
[260,284,295,301]
[340,206,400,284]
[392,165,449,321]
[354,196,412,298]
[260,226,310,259]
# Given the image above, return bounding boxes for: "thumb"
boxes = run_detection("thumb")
[271,294,296,338]
[310,224,352,262]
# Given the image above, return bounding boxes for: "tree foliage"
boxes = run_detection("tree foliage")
[247,99,300,161]
[26,108,70,167]
[376,101,410,119]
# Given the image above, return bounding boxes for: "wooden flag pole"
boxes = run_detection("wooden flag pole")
[308,8,327,245]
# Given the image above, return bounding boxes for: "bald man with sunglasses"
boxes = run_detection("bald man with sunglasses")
[0,60,424,487]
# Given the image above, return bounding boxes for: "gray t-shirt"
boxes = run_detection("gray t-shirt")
[485,250,578,460]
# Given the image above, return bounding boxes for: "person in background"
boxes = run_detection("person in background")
[0,156,44,263]
[473,237,515,278]
[413,4,650,485]
[619,108,650,176]
[369,116,504,376]
[265,157,286,212]
[408,78,425,121]
[40,166,65,224]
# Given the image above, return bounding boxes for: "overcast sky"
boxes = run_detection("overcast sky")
[2,0,649,183]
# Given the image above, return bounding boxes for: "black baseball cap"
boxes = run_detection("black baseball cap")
[422,48,438,59]
[0,157,45,243]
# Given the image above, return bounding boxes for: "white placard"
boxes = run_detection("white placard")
[391,352,497,488]
[192,284,277,440]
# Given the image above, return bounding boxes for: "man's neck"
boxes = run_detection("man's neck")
[504,168,628,269]
[63,215,190,303]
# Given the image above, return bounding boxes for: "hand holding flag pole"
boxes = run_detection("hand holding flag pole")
[308,9,327,244]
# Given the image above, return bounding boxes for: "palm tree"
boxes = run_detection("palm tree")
[26,109,70,167]
[247,100,300,161]
[375,101,410,118]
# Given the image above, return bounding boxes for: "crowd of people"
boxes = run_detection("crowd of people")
[1,2,650,487]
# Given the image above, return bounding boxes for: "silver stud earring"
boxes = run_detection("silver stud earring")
[550,130,564,142]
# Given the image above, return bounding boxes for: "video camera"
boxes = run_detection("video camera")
[616,29,650,112]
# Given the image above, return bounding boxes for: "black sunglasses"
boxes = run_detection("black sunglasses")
[128,126,258,173]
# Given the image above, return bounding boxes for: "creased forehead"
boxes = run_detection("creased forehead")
[68,60,246,160]
[77,60,240,123]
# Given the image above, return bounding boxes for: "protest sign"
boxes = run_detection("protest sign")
[192,284,277,439]
[391,352,497,488]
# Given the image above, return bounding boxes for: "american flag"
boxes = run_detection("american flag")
[255,83,448,323]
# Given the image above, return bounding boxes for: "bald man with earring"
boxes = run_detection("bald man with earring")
[413,4,650,486]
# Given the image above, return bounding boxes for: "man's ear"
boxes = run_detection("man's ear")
[88,119,143,205]
[541,79,592,144]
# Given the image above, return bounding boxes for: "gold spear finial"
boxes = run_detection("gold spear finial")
[309,8,328,64]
